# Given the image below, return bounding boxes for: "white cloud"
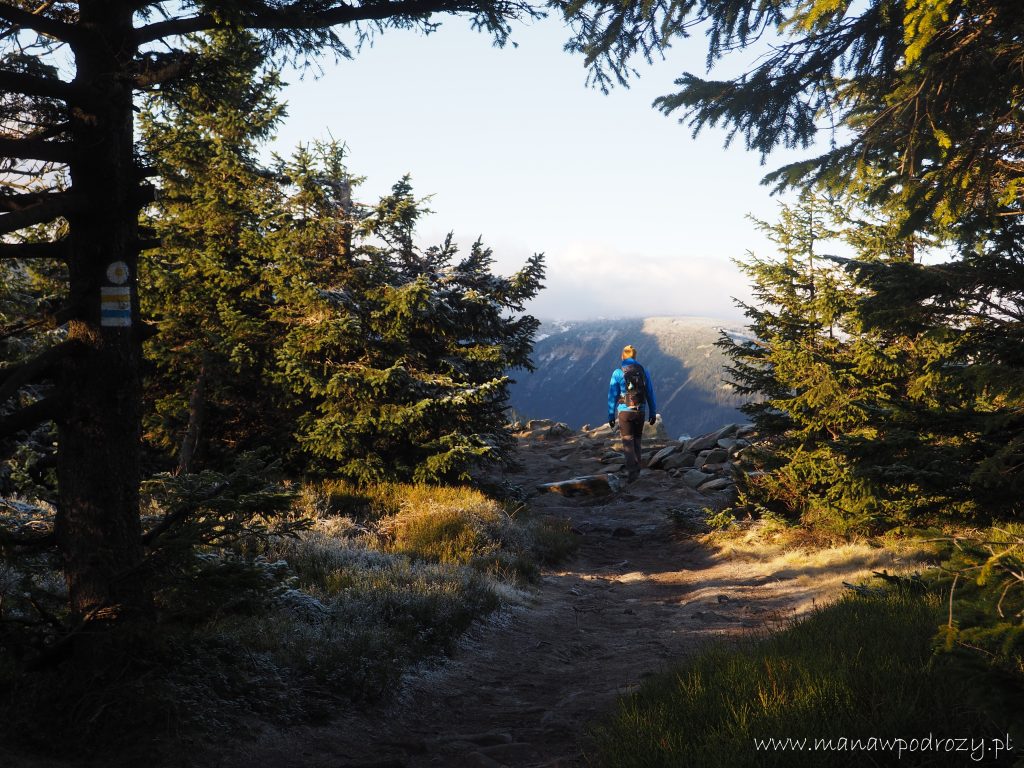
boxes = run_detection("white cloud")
[524,242,753,321]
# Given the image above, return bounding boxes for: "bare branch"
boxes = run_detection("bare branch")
[133,0,514,45]
[0,396,58,439]
[0,340,77,406]
[0,302,78,342]
[0,3,79,44]
[0,191,82,235]
[0,68,84,105]
[0,137,73,164]
[136,237,161,251]
[0,524,54,549]
[0,239,69,260]
[132,52,197,89]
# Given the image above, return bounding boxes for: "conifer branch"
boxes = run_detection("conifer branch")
[140,481,230,546]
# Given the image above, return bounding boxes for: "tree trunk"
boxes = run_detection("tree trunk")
[53,1,150,626]
[176,360,208,475]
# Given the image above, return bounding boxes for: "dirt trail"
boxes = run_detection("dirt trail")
[228,428,905,768]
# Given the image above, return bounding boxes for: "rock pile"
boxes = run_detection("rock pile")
[517,419,754,498]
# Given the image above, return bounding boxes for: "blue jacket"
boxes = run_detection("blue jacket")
[608,358,657,419]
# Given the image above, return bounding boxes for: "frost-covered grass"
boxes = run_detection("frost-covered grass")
[297,479,577,582]
[0,480,577,763]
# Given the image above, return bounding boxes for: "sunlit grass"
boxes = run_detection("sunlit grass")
[589,592,1016,767]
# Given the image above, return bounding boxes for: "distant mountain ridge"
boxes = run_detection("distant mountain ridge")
[508,316,752,439]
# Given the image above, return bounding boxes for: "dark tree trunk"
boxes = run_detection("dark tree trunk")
[53,1,150,625]
[176,360,208,475]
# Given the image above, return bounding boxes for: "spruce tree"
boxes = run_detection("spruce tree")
[139,31,292,474]
[721,191,968,531]
[275,172,545,483]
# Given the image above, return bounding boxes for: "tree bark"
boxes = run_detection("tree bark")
[53,1,150,626]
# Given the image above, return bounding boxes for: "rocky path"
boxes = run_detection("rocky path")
[229,424,903,768]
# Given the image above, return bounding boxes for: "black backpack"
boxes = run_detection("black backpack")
[621,363,647,408]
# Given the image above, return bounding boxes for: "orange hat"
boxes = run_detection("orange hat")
[621,344,636,360]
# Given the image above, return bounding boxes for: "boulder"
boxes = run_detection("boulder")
[647,444,682,469]
[684,424,739,454]
[696,448,730,468]
[700,461,733,475]
[698,477,734,493]
[717,438,749,452]
[683,469,713,488]
[662,453,694,470]
[521,419,574,440]
[536,474,623,497]
[643,414,670,440]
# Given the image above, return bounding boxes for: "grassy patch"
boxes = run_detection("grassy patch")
[588,591,1018,767]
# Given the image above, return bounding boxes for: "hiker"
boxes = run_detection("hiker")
[607,344,657,483]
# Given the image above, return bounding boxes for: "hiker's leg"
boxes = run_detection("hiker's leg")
[618,410,643,481]
[617,411,637,476]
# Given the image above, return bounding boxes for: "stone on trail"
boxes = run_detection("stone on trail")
[647,443,682,469]
[523,419,574,440]
[684,424,740,454]
[661,453,694,471]
[698,477,734,493]
[695,447,730,468]
[536,473,623,497]
[683,469,713,488]
[642,414,670,440]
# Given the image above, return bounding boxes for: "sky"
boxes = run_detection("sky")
[271,17,816,322]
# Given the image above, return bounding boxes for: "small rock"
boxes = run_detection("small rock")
[698,477,734,493]
[536,474,622,497]
[612,527,636,537]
